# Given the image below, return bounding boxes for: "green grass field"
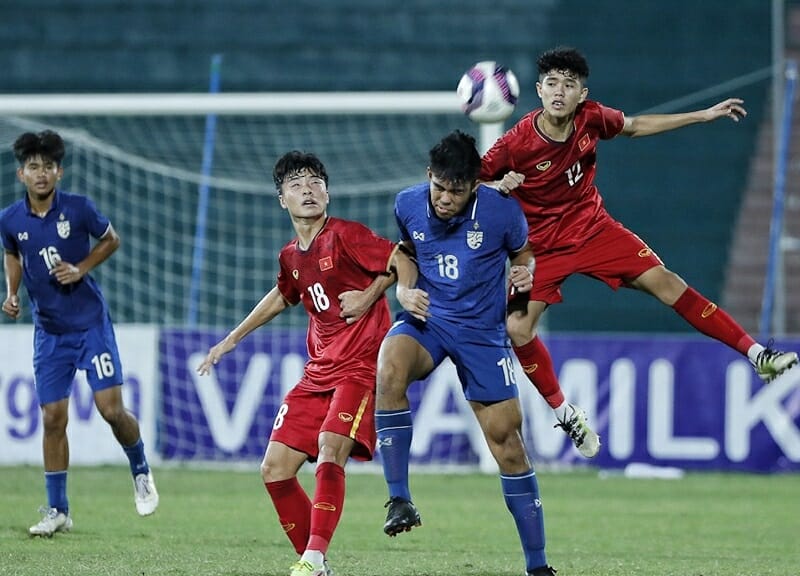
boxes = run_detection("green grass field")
[1,465,798,576]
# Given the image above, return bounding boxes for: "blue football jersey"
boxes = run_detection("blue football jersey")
[0,189,112,333]
[394,183,528,329]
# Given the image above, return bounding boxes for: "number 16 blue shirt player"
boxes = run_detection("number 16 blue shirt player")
[0,130,158,536]
[376,130,557,576]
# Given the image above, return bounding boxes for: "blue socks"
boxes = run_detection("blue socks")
[123,438,150,477]
[501,469,547,572]
[45,470,68,514]
[375,409,413,501]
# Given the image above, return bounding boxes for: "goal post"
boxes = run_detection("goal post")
[0,92,464,116]
[0,91,511,327]
[0,92,521,467]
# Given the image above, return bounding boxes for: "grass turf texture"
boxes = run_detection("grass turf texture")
[1,466,797,576]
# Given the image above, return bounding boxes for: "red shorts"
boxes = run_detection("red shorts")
[530,219,664,305]
[269,380,376,462]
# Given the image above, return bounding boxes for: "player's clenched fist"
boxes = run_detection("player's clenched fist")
[2,294,20,319]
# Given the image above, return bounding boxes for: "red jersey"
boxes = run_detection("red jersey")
[480,100,625,253]
[277,217,396,391]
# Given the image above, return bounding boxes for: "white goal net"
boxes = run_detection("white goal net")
[0,93,533,467]
[0,92,489,328]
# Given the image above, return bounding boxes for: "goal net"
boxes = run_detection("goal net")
[0,93,539,468]
[0,92,488,327]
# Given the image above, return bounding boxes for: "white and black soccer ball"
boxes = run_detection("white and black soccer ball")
[456,61,520,124]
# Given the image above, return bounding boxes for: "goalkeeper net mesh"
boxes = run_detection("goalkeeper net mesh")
[0,98,479,328]
[0,96,542,467]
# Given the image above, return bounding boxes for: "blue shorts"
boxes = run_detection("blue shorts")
[387,313,519,403]
[33,313,124,405]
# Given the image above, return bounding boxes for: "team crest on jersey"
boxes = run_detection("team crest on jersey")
[466,229,483,249]
[578,133,591,151]
[319,256,333,271]
[536,161,551,171]
[56,216,70,239]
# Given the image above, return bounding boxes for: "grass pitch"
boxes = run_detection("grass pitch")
[0,465,797,576]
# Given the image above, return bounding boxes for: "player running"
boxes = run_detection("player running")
[1,130,159,536]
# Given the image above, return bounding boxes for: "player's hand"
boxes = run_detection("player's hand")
[50,261,84,285]
[705,98,746,123]
[397,286,431,322]
[508,265,533,294]
[338,290,371,325]
[496,171,525,196]
[197,338,235,375]
[2,294,20,319]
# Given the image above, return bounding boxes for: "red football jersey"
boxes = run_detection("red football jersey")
[480,100,625,253]
[277,217,396,391]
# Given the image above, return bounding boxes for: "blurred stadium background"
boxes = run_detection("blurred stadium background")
[1,1,799,471]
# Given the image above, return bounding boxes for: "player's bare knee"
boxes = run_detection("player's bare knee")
[97,402,126,425]
[492,439,530,472]
[376,361,411,401]
[506,313,534,345]
[260,457,278,482]
[260,457,295,483]
[41,408,68,435]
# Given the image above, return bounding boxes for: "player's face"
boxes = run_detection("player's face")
[17,154,62,201]
[428,170,476,220]
[278,168,329,218]
[536,69,588,119]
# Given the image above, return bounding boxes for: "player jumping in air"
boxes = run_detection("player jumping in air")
[198,151,413,576]
[376,130,556,576]
[481,47,798,447]
[1,130,159,536]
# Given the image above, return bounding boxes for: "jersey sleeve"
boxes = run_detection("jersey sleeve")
[505,197,529,253]
[479,137,511,181]
[276,251,300,305]
[83,196,112,239]
[594,102,625,140]
[0,210,16,252]
[339,220,396,275]
[394,194,412,244]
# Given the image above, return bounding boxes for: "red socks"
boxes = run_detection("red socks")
[266,463,346,557]
[513,337,565,409]
[307,462,346,554]
[672,287,754,354]
[265,476,312,555]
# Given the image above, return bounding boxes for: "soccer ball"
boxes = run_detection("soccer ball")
[456,61,520,123]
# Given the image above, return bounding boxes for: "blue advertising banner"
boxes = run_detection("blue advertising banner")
[159,330,800,472]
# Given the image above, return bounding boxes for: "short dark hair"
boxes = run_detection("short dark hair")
[13,130,66,166]
[429,130,481,183]
[537,47,590,82]
[272,151,329,193]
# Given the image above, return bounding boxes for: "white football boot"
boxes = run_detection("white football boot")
[29,506,73,537]
[133,471,159,516]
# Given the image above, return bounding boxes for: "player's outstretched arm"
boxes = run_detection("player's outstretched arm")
[621,97,746,138]
[197,286,289,375]
[2,250,22,319]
